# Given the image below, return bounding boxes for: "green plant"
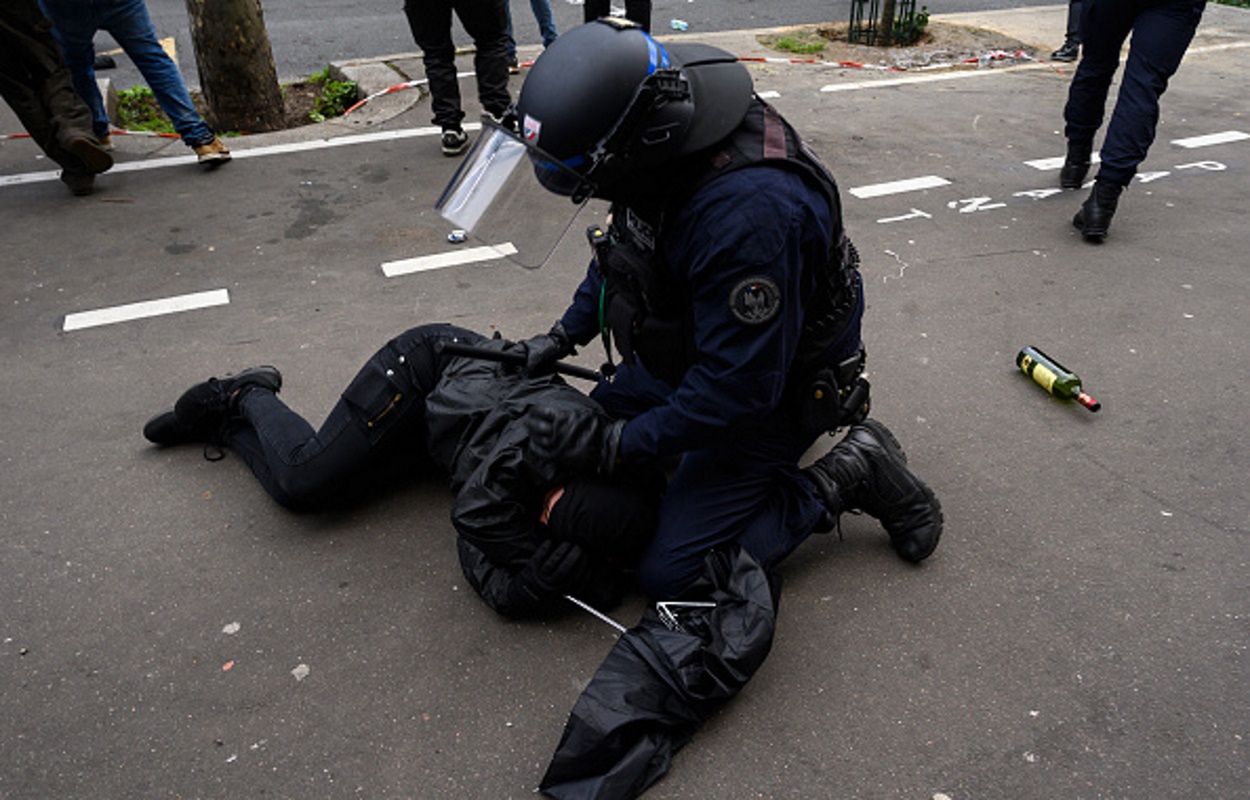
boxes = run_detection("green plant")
[114,85,175,133]
[307,66,358,122]
[773,35,825,55]
[893,5,930,46]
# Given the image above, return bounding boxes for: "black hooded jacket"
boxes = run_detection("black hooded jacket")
[423,335,627,618]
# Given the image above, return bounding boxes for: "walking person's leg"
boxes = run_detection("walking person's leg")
[99,0,215,147]
[530,0,558,47]
[404,0,469,153]
[1059,0,1136,190]
[39,0,110,140]
[624,0,651,32]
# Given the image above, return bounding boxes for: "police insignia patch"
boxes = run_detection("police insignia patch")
[729,277,781,324]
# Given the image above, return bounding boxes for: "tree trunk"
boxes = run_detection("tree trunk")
[878,0,897,46]
[184,0,284,132]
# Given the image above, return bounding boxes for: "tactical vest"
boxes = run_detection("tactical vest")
[594,97,861,389]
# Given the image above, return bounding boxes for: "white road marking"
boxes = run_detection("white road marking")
[758,90,781,99]
[63,288,229,331]
[820,40,1250,94]
[849,175,950,199]
[1172,130,1248,148]
[1024,153,1101,170]
[821,62,1054,93]
[0,124,483,189]
[381,242,518,277]
[877,208,933,224]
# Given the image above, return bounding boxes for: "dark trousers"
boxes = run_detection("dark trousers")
[403,0,511,129]
[1064,0,1083,43]
[222,325,474,510]
[584,0,651,32]
[1063,0,1206,186]
[0,0,96,173]
[589,286,865,599]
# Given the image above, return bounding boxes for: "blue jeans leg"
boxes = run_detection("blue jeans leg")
[101,0,214,145]
[530,0,558,46]
[39,0,111,138]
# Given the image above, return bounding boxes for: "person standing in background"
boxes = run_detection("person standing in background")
[1052,0,1082,61]
[505,0,559,73]
[583,0,650,32]
[403,0,513,156]
[1059,0,1207,241]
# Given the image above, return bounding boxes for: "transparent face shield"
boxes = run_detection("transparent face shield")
[435,119,591,269]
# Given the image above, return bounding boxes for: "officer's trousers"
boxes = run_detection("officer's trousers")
[1063,0,1206,187]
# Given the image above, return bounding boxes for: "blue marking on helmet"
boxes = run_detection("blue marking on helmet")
[642,33,670,74]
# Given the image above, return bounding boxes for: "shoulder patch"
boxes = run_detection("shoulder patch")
[729,277,781,325]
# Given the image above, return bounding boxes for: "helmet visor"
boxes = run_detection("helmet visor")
[435,120,590,269]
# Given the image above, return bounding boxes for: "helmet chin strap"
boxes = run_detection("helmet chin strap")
[580,69,693,195]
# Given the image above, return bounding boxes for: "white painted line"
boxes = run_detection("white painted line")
[758,90,781,99]
[63,288,229,331]
[381,242,518,277]
[0,124,482,189]
[821,62,1054,93]
[1171,130,1249,149]
[819,41,1250,94]
[849,175,950,199]
[1025,152,1102,171]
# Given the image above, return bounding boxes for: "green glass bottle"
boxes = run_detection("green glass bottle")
[1016,346,1101,412]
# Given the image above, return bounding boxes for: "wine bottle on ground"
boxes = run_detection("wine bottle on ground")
[1016,346,1101,412]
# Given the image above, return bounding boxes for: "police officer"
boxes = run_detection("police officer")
[480,20,943,599]
[1060,0,1207,241]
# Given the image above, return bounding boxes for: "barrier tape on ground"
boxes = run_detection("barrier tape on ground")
[0,127,180,141]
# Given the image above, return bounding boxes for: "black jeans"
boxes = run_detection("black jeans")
[222,324,477,510]
[583,0,651,32]
[402,0,511,129]
[0,0,97,173]
[1063,0,1206,186]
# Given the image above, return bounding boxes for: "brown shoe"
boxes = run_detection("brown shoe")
[63,133,113,174]
[193,136,232,165]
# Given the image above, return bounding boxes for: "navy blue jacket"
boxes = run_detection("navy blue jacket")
[560,165,837,460]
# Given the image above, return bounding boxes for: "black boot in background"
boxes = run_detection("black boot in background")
[1073,179,1123,242]
[1051,39,1080,62]
[1060,140,1093,189]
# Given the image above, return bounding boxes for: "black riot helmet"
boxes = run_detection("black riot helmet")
[515,18,754,198]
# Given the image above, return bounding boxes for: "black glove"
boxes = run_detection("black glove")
[518,321,574,376]
[515,540,587,603]
[528,406,623,476]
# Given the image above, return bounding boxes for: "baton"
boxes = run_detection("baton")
[438,341,603,382]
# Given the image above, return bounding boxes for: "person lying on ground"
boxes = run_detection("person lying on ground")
[142,323,663,619]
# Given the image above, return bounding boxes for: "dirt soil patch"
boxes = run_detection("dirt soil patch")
[758,22,1039,70]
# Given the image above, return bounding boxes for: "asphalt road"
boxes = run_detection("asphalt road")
[105,0,1063,85]
[2,6,1249,800]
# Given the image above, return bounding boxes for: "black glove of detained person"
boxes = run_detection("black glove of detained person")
[512,539,588,605]
[518,321,574,376]
[528,406,624,477]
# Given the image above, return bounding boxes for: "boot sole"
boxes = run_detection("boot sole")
[65,136,114,174]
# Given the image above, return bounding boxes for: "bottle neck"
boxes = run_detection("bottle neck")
[1075,390,1101,412]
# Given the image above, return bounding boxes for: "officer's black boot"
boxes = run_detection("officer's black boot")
[1073,179,1123,242]
[143,366,282,446]
[1051,39,1080,62]
[1059,140,1092,190]
[803,419,943,563]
